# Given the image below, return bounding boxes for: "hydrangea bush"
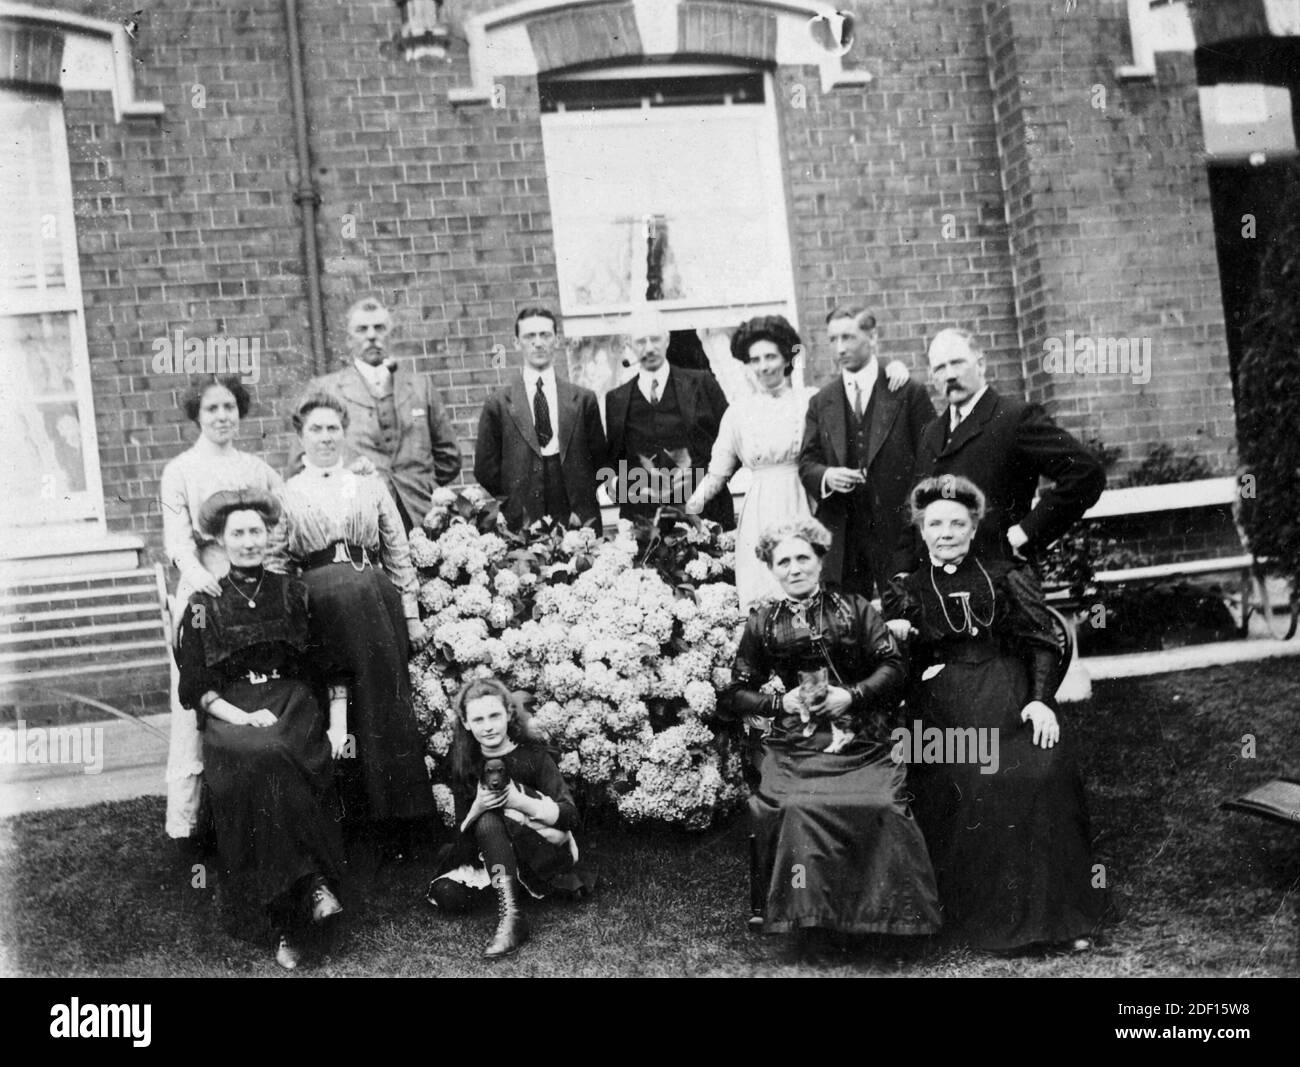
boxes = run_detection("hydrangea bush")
[408,488,750,830]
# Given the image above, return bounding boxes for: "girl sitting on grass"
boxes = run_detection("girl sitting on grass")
[426,677,596,959]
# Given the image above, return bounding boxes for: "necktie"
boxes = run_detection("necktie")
[533,378,553,447]
[649,377,660,406]
[853,380,864,419]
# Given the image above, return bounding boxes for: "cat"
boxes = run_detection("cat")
[796,666,856,754]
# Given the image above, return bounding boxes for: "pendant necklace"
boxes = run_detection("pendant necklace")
[226,570,264,609]
[930,558,995,636]
[788,591,823,636]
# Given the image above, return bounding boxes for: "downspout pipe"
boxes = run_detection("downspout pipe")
[284,0,327,374]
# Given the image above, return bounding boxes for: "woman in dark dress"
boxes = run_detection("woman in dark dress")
[159,375,282,842]
[427,678,595,959]
[176,490,346,971]
[885,475,1105,952]
[273,392,436,847]
[719,517,940,939]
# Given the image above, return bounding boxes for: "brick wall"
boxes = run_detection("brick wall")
[302,1,557,486]
[786,0,1021,389]
[60,0,314,554]
[984,0,1236,480]
[34,0,1239,575]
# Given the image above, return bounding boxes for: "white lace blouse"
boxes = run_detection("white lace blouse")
[272,462,419,617]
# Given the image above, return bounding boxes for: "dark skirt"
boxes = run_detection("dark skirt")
[432,820,598,901]
[301,561,435,823]
[508,820,597,897]
[750,728,941,935]
[202,676,345,938]
[908,649,1106,950]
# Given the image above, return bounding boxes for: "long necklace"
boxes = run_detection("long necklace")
[929,557,995,636]
[787,590,846,685]
[225,569,265,609]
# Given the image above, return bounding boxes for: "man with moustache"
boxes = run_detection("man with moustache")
[603,307,735,529]
[290,296,461,530]
[475,307,608,530]
[798,305,935,599]
[887,326,1105,580]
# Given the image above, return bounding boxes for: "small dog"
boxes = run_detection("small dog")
[796,667,855,754]
[480,758,575,853]
[482,757,511,792]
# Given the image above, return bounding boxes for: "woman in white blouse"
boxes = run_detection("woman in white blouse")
[160,375,282,841]
[274,392,436,847]
[687,317,911,611]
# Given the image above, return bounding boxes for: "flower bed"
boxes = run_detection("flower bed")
[408,488,750,830]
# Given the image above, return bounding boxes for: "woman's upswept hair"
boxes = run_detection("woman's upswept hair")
[449,676,521,791]
[183,375,251,423]
[754,517,834,565]
[196,489,281,539]
[730,315,802,376]
[291,391,350,434]
[909,475,986,526]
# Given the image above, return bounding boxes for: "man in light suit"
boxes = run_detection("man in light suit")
[887,327,1106,578]
[289,296,461,529]
[474,307,608,530]
[798,305,937,599]
[602,308,735,529]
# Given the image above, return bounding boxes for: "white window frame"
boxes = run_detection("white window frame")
[0,92,107,533]
[1118,0,1195,81]
[539,64,802,367]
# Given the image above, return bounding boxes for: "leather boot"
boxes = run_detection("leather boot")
[483,874,530,959]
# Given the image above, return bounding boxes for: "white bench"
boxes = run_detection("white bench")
[1077,476,1251,589]
[1042,476,1264,639]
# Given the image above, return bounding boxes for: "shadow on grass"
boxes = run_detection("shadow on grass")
[2,660,1298,976]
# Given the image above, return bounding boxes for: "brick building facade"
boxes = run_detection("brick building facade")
[1,0,1291,715]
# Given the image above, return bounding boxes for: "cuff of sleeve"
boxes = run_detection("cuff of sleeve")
[819,472,833,500]
[402,594,420,619]
[1012,518,1039,546]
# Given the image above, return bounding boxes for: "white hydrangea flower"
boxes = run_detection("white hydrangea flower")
[683,679,716,716]
[430,783,457,828]
[428,717,456,758]
[478,532,508,563]
[408,527,442,568]
[487,597,516,630]
[492,569,521,598]
[453,584,492,618]
[419,578,454,614]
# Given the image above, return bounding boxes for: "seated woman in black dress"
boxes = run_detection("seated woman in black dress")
[176,490,347,971]
[885,475,1105,952]
[719,517,940,939]
[426,677,595,959]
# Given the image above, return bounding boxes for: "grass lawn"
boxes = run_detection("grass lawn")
[2,660,1298,977]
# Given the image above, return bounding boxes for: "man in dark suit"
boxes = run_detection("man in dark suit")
[798,305,937,598]
[602,308,735,529]
[474,307,608,530]
[888,327,1106,578]
[289,296,461,530]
